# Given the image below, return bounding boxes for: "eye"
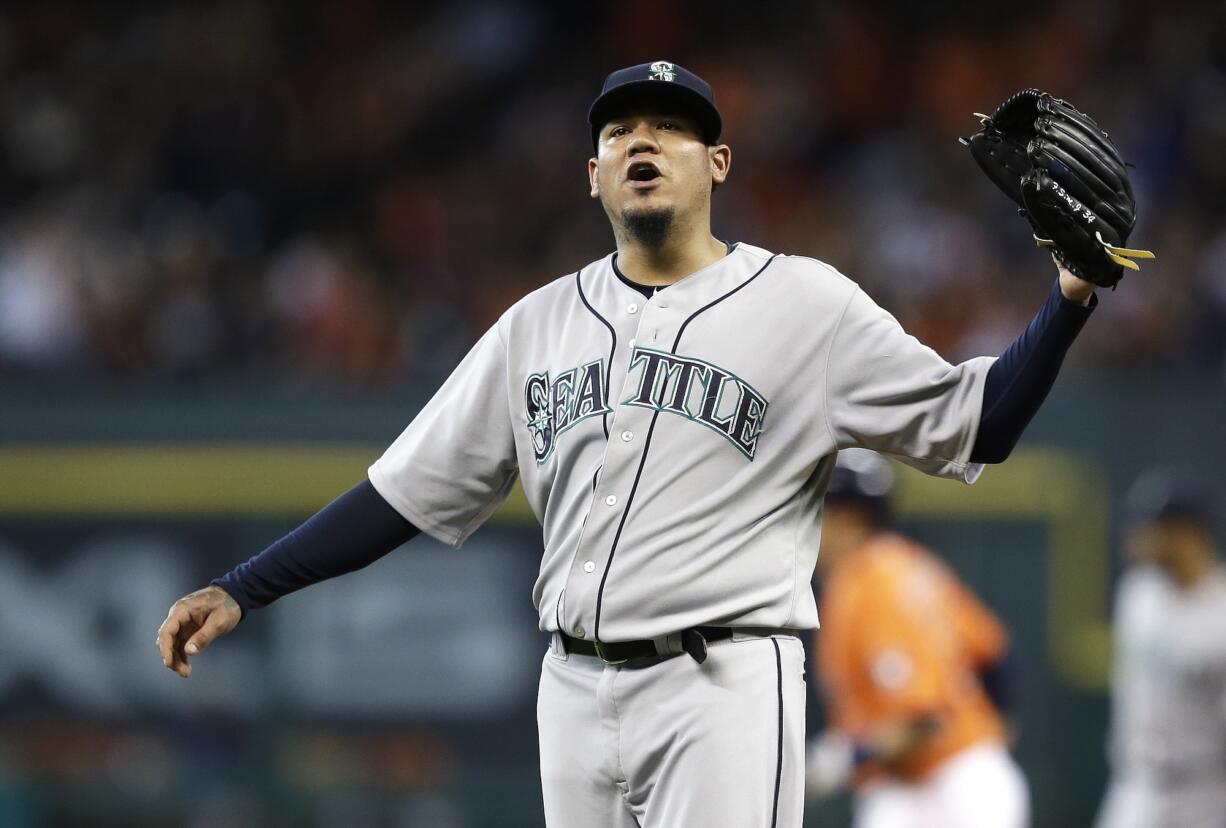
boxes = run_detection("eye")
[609,125,630,139]
[659,121,679,131]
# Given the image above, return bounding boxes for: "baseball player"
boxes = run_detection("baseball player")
[157,63,1150,826]
[807,449,1027,828]
[1094,472,1226,828]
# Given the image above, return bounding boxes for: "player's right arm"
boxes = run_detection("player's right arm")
[157,584,241,678]
[156,479,421,677]
[157,319,520,677]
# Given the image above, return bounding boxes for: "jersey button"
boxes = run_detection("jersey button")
[621,430,633,442]
[573,625,585,638]
[627,302,639,314]
[605,494,618,506]
[629,338,637,349]
[583,560,596,573]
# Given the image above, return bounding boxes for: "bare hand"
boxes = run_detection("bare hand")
[1057,263,1096,305]
[156,586,241,678]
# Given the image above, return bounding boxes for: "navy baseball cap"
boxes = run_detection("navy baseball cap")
[588,60,722,149]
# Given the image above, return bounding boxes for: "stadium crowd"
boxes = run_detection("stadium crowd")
[0,0,1223,389]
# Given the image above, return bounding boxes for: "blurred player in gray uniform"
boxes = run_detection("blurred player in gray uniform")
[1095,473,1226,828]
[158,62,1112,827]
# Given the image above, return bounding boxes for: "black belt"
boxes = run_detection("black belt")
[560,626,736,664]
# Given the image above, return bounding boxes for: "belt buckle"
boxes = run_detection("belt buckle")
[593,640,629,665]
[681,629,709,664]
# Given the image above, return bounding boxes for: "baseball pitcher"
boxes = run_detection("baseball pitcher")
[157,63,1151,826]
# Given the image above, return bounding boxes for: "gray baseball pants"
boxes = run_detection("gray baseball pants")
[537,631,807,827]
[1095,776,1226,828]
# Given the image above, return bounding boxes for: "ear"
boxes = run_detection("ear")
[588,157,600,199]
[709,144,731,186]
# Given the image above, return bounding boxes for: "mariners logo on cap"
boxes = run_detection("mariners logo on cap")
[649,61,675,81]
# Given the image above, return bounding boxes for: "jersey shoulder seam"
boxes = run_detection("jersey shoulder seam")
[734,242,773,262]
[367,468,464,547]
[821,285,861,449]
[779,253,858,286]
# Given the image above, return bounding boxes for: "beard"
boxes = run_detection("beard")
[622,206,675,250]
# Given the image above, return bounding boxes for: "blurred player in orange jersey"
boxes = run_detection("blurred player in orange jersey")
[807,449,1029,828]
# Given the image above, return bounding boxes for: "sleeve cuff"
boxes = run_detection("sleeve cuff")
[209,576,251,622]
[1054,278,1098,315]
[367,465,466,548]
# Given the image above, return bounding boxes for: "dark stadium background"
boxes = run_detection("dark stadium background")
[1,1,1223,825]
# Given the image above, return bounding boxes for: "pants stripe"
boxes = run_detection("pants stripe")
[770,637,783,828]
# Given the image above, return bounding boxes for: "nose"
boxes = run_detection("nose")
[626,124,661,155]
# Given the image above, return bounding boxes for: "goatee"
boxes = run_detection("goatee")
[623,207,675,250]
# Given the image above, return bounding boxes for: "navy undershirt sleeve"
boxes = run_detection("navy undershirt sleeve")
[210,479,420,619]
[970,279,1096,464]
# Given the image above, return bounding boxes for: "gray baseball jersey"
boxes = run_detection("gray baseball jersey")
[369,242,991,643]
[1108,564,1226,774]
[1095,564,1226,828]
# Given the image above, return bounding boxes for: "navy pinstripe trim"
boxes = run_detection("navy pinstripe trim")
[673,253,777,345]
[593,254,779,642]
[575,268,616,442]
[770,637,784,828]
[593,405,664,641]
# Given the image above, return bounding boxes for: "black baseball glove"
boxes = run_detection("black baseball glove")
[963,88,1154,288]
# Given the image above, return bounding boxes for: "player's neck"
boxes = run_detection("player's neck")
[614,229,727,287]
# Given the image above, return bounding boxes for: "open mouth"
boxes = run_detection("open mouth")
[627,161,662,187]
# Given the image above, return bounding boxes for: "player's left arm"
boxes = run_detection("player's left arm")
[968,264,1097,464]
[965,90,1154,463]
[823,268,1100,477]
